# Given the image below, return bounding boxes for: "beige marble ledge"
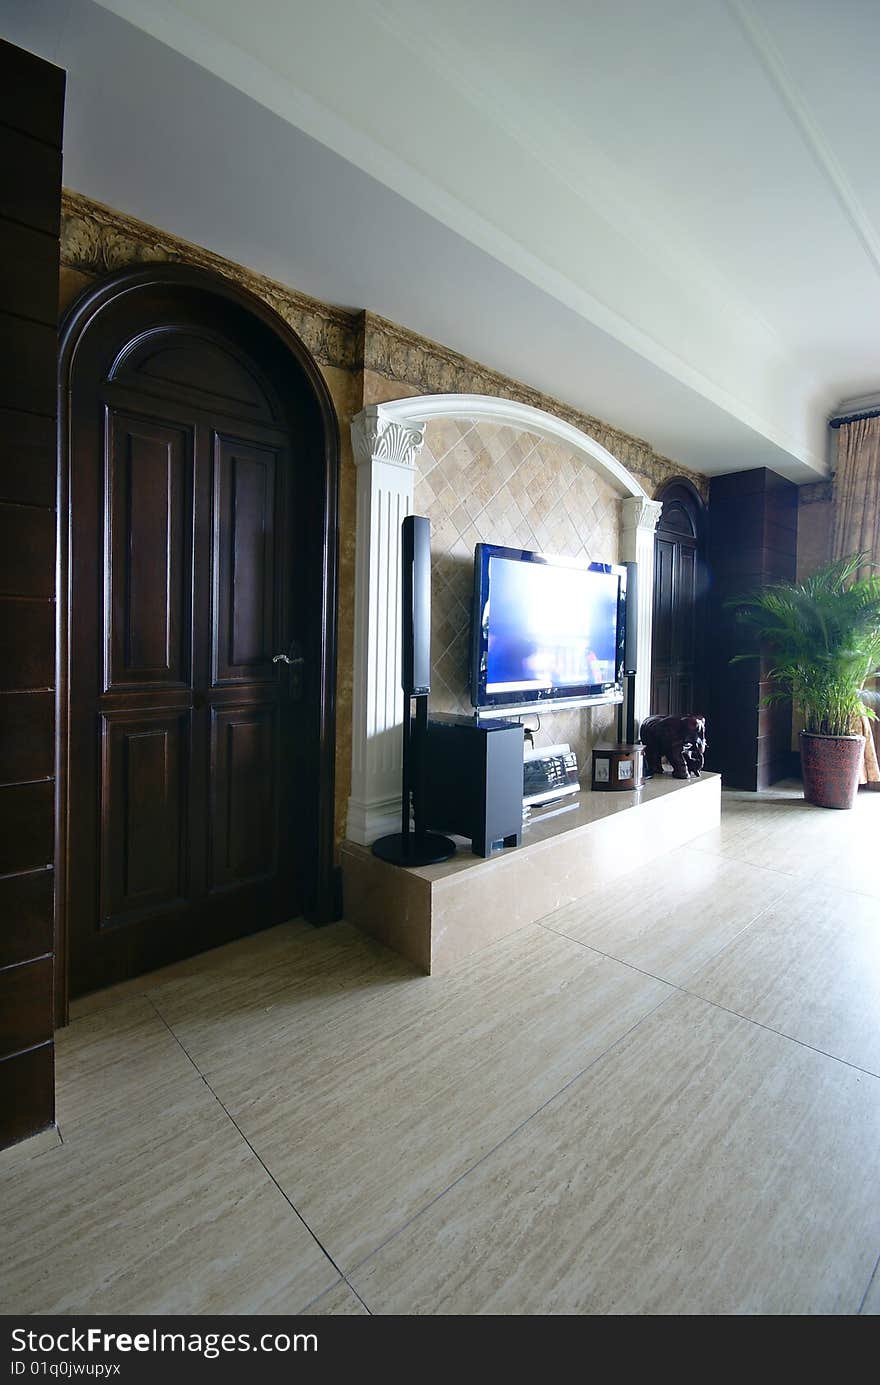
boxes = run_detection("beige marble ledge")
[342,773,720,974]
[418,771,721,882]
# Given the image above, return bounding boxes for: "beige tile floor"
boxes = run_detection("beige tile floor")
[2,781,880,1315]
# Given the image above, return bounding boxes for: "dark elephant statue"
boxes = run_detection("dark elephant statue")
[641,714,707,780]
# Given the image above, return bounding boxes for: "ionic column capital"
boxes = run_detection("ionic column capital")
[621,495,664,534]
[351,405,426,469]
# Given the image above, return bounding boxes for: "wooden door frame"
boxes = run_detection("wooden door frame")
[55,263,340,1024]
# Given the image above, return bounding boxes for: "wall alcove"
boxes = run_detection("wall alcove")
[346,394,663,844]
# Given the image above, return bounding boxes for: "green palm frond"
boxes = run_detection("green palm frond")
[727,553,880,737]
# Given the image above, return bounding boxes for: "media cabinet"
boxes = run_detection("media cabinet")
[341,771,721,973]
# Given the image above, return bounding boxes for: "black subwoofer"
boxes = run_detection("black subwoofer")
[423,715,523,858]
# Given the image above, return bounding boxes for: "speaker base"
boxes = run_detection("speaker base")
[371,832,457,867]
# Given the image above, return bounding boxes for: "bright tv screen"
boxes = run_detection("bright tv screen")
[470,544,626,713]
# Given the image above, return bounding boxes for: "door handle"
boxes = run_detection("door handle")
[273,642,305,700]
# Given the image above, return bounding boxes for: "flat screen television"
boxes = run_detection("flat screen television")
[469,543,627,716]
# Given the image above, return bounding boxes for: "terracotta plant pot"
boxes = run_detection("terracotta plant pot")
[799,731,865,809]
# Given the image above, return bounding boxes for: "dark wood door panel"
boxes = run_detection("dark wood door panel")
[122,337,277,425]
[106,411,192,691]
[652,673,671,717]
[653,538,675,666]
[212,435,278,685]
[209,703,279,891]
[99,711,188,927]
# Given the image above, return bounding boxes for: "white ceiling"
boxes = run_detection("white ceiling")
[6,0,880,480]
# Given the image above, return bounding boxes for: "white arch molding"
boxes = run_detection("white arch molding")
[346,395,663,844]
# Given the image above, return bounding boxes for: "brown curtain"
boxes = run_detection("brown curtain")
[832,415,880,782]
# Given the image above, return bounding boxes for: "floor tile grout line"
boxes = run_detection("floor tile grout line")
[536,920,880,1083]
[676,988,880,1083]
[344,985,680,1282]
[539,880,791,986]
[857,1250,880,1314]
[145,996,373,1316]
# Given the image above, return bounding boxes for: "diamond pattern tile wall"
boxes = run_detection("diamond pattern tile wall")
[415,419,622,770]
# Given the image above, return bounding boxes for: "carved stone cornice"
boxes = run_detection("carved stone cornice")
[621,496,664,532]
[361,311,708,499]
[59,192,706,500]
[350,405,426,469]
[60,189,360,371]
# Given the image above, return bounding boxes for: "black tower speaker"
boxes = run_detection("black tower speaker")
[619,560,639,745]
[402,514,432,696]
[624,560,638,674]
[372,516,456,868]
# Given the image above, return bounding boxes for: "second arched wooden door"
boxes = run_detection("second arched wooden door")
[60,267,338,997]
[650,479,707,718]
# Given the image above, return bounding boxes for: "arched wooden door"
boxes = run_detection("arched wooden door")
[59,268,338,999]
[650,479,707,718]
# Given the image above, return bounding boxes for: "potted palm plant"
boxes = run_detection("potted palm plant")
[731,554,880,809]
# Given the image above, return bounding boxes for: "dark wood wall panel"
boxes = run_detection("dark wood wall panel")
[0,957,53,1058]
[0,870,54,970]
[0,407,56,506]
[0,125,62,236]
[706,468,798,790]
[0,316,58,415]
[0,782,54,877]
[0,1043,54,1149]
[0,502,56,597]
[0,219,60,324]
[0,598,55,689]
[0,36,64,1150]
[0,691,54,781]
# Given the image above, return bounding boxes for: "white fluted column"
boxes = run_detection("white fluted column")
[620,496,663,731]
[346,405,426,844]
